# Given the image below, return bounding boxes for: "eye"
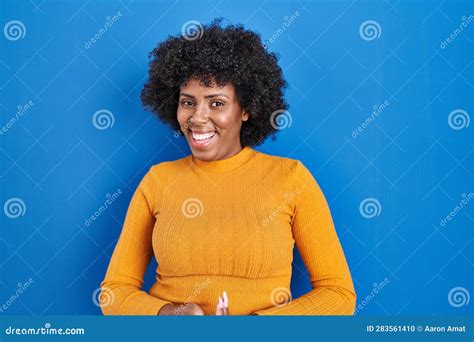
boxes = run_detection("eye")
[181,99,194,107]
[211,100,225,107]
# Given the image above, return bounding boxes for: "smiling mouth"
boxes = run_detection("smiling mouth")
[190,130,217,146]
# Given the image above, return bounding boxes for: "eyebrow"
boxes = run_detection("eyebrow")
[180,92,230,100]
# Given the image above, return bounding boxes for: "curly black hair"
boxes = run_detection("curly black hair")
[140,18,288,147]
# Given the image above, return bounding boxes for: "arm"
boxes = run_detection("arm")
[99,166,172,315]
[254,161,356,315]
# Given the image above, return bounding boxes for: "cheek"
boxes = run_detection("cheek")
[213,111,242,131]
[176,108,189,125]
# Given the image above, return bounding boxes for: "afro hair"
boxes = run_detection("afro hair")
[141,18,288,147]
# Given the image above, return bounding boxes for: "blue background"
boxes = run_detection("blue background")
[0,0,472,315]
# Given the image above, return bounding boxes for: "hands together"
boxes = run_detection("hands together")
[158,291,229,316]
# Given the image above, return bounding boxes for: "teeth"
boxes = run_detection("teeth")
[192,131,215,140]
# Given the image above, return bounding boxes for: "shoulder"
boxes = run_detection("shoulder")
[150,155,190,173]
[252,149,309,176]
[253,150,319,194]
[140,155,191,187]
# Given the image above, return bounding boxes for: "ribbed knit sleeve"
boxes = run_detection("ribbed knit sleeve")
[99,167,172,315]
[254,161,356,315]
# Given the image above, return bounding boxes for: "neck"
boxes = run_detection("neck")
[190,145,256,173]
[218,144,243,161]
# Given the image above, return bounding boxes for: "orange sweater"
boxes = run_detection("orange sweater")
[100,146,356,315]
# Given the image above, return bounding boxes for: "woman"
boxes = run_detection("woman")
[99,19,356,315]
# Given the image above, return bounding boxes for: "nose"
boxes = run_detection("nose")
[190,104,209,124]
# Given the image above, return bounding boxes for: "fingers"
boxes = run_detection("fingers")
[215,296,224,315]
[222,291,229,315]
[215,291,229,315]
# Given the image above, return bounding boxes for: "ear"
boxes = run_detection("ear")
[242,110,249,122]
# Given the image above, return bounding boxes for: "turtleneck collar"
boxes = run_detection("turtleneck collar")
[190,146,257,173]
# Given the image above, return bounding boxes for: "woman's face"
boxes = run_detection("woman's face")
[177,78,249,161]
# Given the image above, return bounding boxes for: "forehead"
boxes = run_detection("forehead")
[180,78,235,96]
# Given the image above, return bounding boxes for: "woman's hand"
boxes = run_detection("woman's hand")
[158,291,229,315]
[158,303,205,315]
[215,291,229,315]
